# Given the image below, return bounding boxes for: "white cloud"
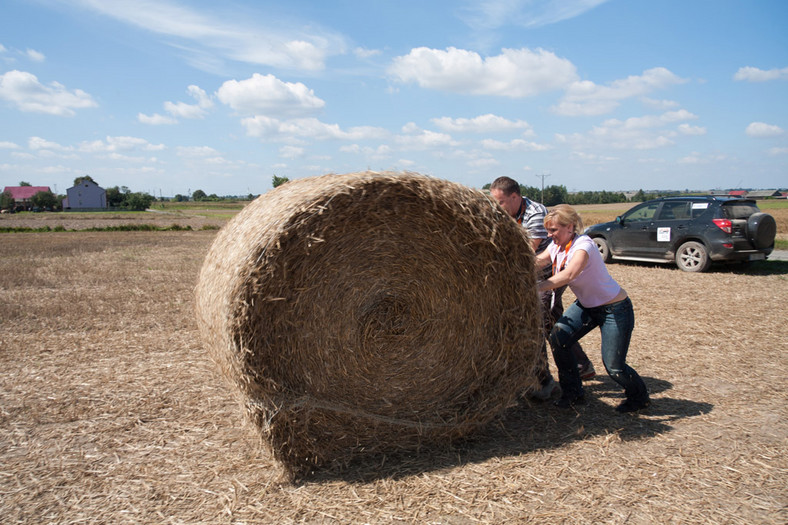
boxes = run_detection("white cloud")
[35,148,80,160]
[556,110,699,151]
[340,144,392,159]
[745,122,784,137]
[481,138,551,151]
[678,123,706,136]
[138,112,178,125]
[734,66,788,82]
[448,148,500,170]
[203,156,232,165]
[163,101,201,119]
[467,157,500,169]
[26,49,45,62]
[163,85,213,119]
[431,114,534,135]
[66,0,345,71]
[105,152,153,163]
[459,0,610,30]
[0,141,20,149]
[768,147,788,155]
[641,97,680,110]
[553,67,687,116]
[395,128,458,150]
[11,152,36,160]
[216,73,325,118]
[28,137,73,151]
[240,115,388,142]
[279,145,305,159]
[354,47,381,59]
[598,110,697,132]
[388,47,578,97]
[78,136,166,153]
[0,70,97,116]
[176,146,220,157]
[570,151,619,162]
[678,152,728,165]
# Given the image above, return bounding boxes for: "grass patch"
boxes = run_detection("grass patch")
[157,201,248,212]
[0,224,196,233]
[754,199,788,211]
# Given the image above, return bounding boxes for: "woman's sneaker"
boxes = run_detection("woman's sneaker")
[578,362,596,381]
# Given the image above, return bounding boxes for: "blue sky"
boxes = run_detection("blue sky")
[1,0,786,197]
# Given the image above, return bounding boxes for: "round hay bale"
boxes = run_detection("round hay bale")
[194,171,543,478]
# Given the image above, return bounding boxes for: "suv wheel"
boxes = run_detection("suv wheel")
[593,237,611,262]
[675,241,711,272]
[747,212,777,249]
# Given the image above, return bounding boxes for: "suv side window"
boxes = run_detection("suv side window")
[689,201,711,219]
[657,201,690,220]
[623,202,659,222]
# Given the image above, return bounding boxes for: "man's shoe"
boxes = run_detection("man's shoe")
[553,394,586,409]
[529,378,561,401]
[578,362,596,381]
[615,397,651,413]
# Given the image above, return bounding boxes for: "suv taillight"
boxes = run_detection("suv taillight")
[713,218,732,234]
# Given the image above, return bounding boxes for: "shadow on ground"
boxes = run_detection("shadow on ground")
[720,258,788,276]
[305,376,712,485]
[609,258,788,276]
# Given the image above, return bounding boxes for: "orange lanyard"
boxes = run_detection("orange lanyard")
[552,237,574,275]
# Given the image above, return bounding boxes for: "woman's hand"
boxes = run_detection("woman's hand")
[538,248,589,292]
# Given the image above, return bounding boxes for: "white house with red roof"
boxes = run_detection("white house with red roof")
[2,185,52,210]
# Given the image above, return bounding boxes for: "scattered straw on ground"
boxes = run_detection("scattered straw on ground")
[1,214,787,523]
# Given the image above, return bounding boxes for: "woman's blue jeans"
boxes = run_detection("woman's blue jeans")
[548,297,648,402]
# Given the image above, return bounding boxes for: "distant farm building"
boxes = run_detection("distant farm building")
[3,185,52,210]
[745,189,781,199]
[63,180,107,210]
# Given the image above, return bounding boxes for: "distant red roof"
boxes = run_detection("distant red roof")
[3,186,52,200]
[729,190,748,197]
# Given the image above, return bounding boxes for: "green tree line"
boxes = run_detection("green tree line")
[482,183,628,206]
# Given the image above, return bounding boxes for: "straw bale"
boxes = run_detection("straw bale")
[194,171,543,478]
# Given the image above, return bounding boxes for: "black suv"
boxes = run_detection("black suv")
[584,196,776,272]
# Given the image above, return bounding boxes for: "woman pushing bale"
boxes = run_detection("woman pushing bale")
[194,171,543,479]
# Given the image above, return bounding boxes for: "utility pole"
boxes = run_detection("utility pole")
[535,172,551,203]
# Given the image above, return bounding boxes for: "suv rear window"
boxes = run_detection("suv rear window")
[721,201,760,220]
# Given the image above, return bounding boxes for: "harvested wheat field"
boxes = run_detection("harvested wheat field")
[1,222,787,523]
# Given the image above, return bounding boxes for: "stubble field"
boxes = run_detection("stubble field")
[1,207,787,524]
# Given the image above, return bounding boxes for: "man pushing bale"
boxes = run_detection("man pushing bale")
[194,171,544,479]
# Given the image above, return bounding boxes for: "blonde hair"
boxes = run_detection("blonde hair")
[544,204,584,234]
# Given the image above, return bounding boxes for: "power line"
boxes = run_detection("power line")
[535,172,551,203]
